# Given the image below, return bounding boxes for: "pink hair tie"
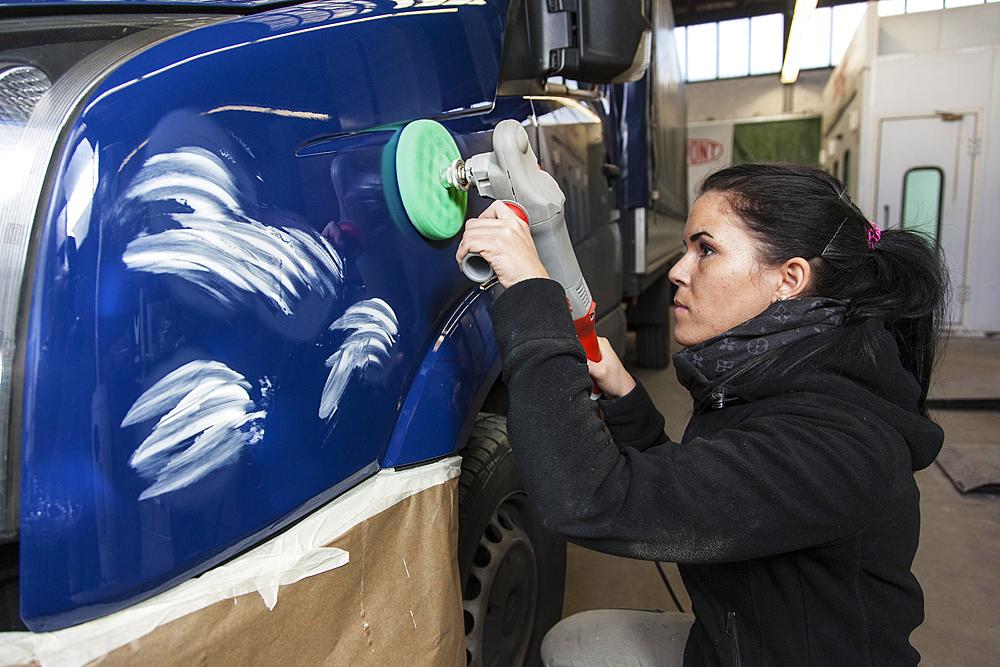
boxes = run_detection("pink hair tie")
[867,221,882,250]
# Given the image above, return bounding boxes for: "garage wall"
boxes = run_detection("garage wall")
[686,69,830,123]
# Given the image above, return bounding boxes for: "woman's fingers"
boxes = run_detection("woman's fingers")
[481,199,523,221]
[586,338,636,398]
[455,207,546,287]
[456,226,504,262]
[596,336,616,360]
[455,224,487,262]
[586,339,610,379]
[456,217,526,262]
[464,216,523,235]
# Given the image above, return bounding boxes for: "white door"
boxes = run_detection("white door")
[875,113,976,327]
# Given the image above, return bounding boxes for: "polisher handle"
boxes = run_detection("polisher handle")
[574,302,603,401]
[574,302,602,364]
[459,201,529,283]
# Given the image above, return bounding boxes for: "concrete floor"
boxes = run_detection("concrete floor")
[562,332,1000,665]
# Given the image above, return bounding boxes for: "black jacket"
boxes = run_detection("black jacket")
[491,279,943,667]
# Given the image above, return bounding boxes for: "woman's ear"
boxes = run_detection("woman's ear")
[774,257,812,301]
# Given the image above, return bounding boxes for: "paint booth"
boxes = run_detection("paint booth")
[820,2,1000,335]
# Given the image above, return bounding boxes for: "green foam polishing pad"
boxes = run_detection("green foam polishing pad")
[395,119,467,240]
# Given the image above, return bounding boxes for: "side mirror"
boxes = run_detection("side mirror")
[500,0,651,85]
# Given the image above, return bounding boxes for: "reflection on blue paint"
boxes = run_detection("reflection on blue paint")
[382,283,503,468]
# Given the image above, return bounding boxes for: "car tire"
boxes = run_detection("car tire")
[635,322,670,368]
[632,273,676,369]
[458,413,566,667]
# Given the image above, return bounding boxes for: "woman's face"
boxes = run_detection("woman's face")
[668,191,785,346]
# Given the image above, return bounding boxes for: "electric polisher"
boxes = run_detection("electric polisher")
[390,119,602,366]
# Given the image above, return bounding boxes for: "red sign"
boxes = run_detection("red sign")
[688,138,725,166]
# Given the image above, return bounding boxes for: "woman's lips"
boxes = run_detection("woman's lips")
[673,301,688,313]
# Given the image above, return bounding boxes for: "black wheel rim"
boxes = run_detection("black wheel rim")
[463,493,538,667]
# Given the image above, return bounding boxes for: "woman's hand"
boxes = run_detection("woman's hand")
[587,337,636,399]
[456,200,549,288]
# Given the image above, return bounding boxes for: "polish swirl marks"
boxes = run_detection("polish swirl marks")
[122,360,267,500]
[121,146,343,315]
[319,298,399,421]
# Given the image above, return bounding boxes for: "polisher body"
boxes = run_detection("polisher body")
[465,120,602,363]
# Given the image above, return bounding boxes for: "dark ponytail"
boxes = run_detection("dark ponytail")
[699,163,948,416]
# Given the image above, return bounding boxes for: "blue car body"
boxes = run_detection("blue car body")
[1,0,661,631]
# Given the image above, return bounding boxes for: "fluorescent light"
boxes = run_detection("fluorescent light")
[781,0,819,84]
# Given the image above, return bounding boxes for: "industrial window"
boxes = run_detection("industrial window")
[675,13,782,82]
[879,0,997,16]
[685,22,718,81]
[800,6,834,70]
[749,14,783,75]
[676,0,996,83]
[675,4,866,83]
[718,18,750,78]
[901,167,943,243]
[798,4,868,71]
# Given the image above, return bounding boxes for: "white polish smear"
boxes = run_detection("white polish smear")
[319,298,399,421]
[121,146,343,315]
[122,360,267,500]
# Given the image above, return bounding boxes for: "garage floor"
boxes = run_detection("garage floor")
[562,332,1000,665]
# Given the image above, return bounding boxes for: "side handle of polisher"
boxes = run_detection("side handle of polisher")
[458,200,529,283]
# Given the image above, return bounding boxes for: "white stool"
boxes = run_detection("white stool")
[540,609,695,667]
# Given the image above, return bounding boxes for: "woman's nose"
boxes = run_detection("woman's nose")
[668,256,689,287]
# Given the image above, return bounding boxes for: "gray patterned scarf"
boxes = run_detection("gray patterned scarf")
[673,297,847,409]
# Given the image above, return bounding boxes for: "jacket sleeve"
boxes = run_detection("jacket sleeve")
[599,382,670,453]
[491,278,894,564]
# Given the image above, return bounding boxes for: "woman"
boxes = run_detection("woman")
[456,163,946,666]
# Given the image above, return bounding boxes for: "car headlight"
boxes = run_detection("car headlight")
[0,59,56,542]
[0,64,52,123]
[0,65,52,205]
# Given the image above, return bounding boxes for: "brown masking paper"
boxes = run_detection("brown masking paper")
[92,479,464,667]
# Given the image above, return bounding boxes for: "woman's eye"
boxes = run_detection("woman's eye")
[698,242,715,257]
